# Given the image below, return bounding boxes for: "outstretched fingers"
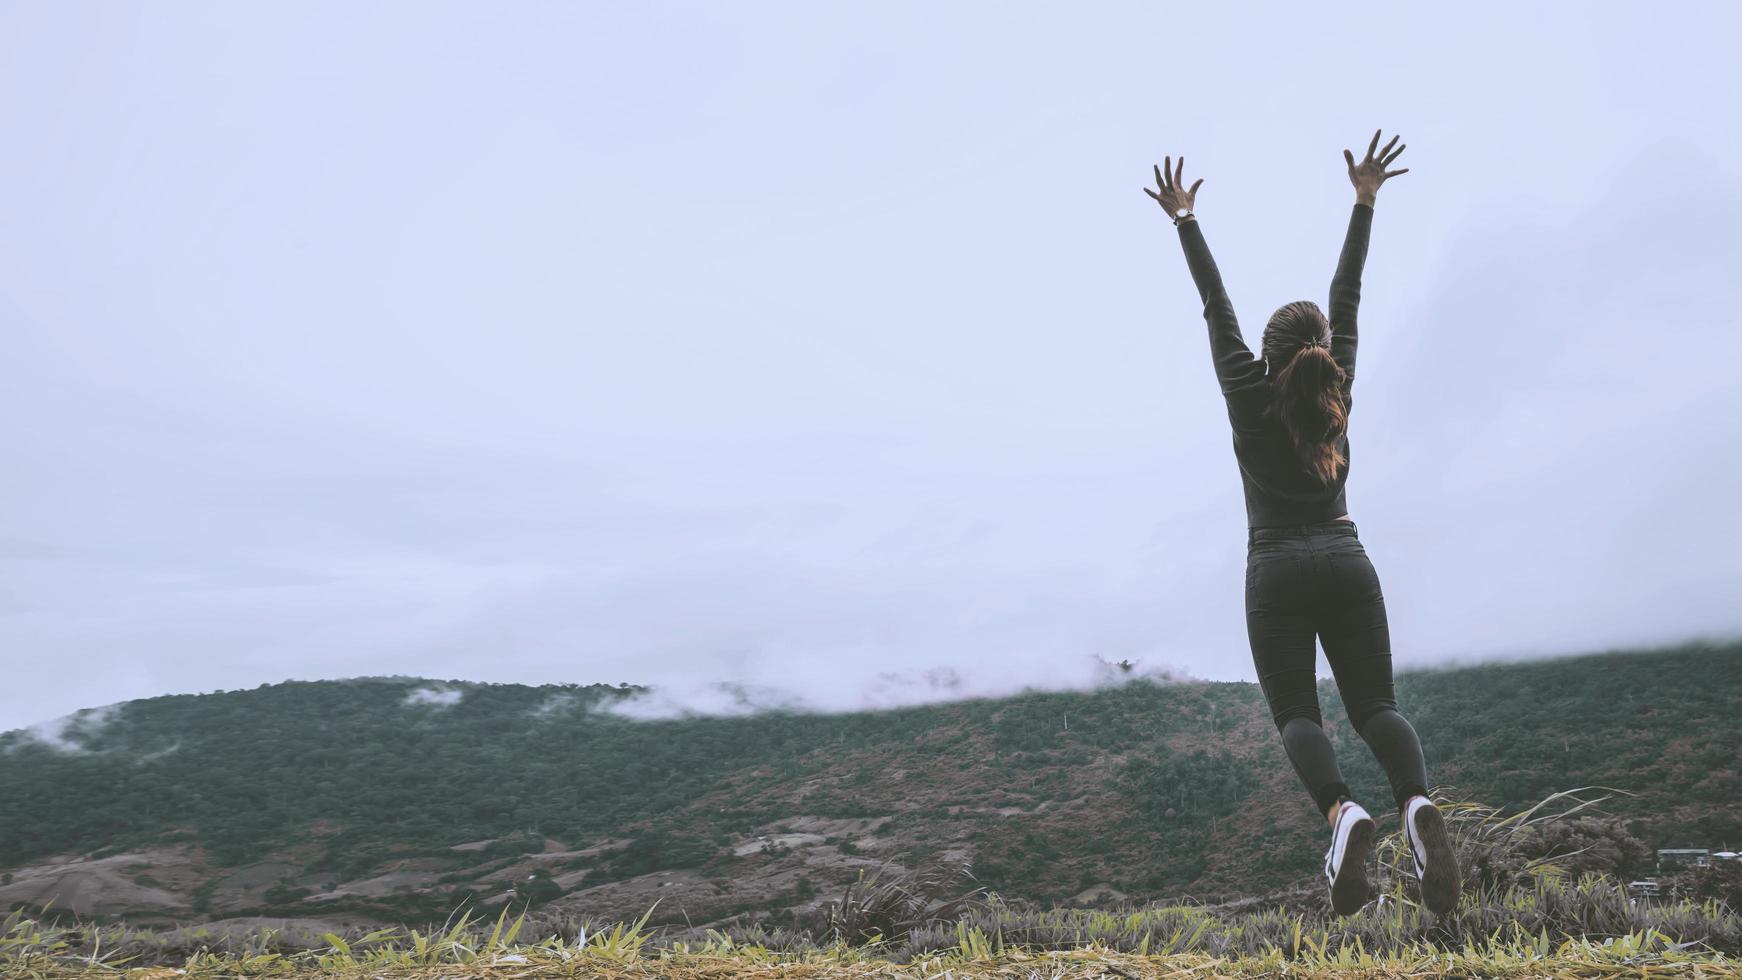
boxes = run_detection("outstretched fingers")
[1380,137,1407,180]
[1154,162,1169,193]
[1146,159,1173,204]
[1366,128,1381,160]
[1146,154,1199,204]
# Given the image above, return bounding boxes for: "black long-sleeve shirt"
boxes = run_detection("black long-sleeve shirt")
[1174,203,1374,527]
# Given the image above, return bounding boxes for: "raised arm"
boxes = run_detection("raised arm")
[1327,203,1373,387]
[1143,156,1262,395]
[1329,130,1408,388]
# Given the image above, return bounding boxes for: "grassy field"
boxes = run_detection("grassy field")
[6,900,1739,979]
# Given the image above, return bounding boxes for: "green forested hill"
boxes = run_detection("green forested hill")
[1,639,1737,925]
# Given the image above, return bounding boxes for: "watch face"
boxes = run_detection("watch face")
[1174,208,1190,218]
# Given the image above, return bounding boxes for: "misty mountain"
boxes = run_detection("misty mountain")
[1,639,1736,929]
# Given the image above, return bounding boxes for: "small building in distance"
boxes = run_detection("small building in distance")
[1628,847,1736,897]
[1656,848,1711,873]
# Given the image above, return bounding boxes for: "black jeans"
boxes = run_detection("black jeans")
[1245,518,1429,815]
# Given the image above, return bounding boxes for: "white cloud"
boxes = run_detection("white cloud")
[595,655,1182,721]
[402,686,465,708]
[6,704,126,754]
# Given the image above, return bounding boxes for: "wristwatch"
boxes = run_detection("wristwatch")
[1172,207,1194,226]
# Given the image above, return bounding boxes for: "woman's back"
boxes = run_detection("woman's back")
[1174,202,1373,528]
[1226,391,1353,527]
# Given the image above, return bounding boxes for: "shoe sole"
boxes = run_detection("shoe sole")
[1329,817,1374,916]
[1412,804,1462,915]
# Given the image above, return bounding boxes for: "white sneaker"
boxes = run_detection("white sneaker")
[1403,796,1461,915]
[1323,800,1375,916]
[1401,797,1431,879]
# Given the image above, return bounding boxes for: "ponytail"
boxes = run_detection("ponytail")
[1262,301,1348,485]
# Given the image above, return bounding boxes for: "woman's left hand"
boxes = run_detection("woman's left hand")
[1144,155,1202,217]
[1345,130,1408,205]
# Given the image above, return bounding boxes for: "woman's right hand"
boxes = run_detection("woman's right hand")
[1345,130,1408,206]
[1144,155,1203,219]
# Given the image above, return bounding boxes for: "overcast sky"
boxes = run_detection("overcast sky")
[3,2,1739,735]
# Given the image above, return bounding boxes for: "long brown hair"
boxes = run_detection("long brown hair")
[1261,300,1348,485]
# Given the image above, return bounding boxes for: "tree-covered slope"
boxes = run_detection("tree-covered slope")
[0,639,1736,925]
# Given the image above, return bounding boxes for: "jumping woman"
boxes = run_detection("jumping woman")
[1142,130,1461,916]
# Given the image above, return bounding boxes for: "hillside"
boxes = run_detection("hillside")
[0,638,1737,931]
